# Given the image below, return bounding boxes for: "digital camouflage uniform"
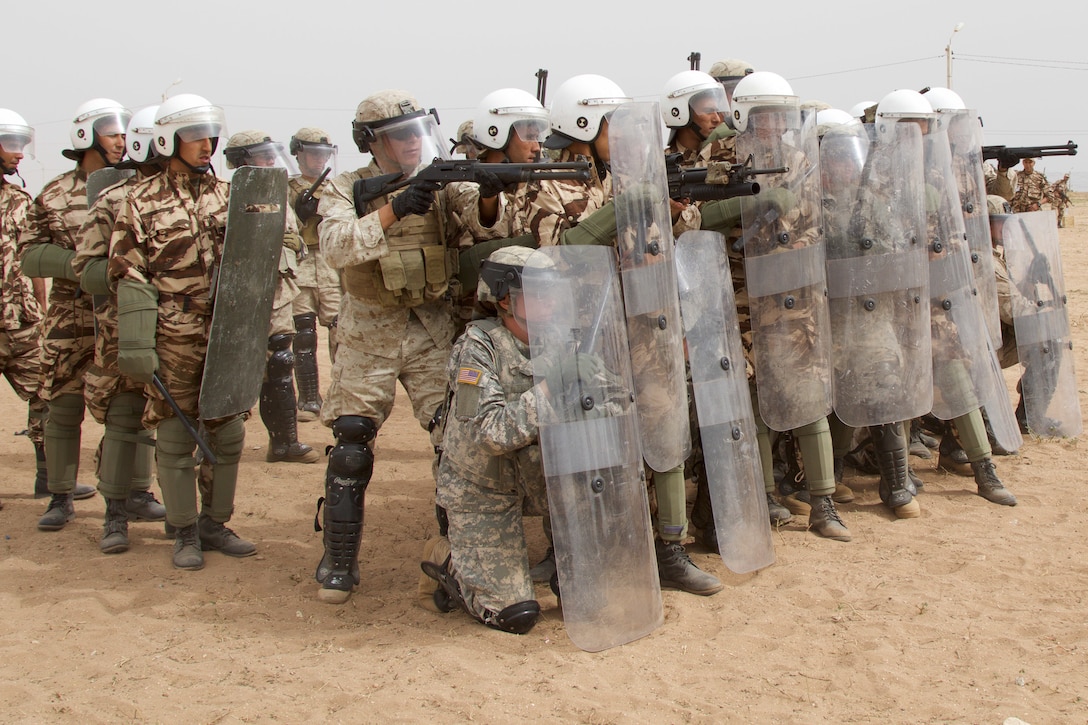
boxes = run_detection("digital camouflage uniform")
[1012,167,1049,213]
[17,169,96,495]
[288,175,342,329]
[0,180,46,445]
[435,318,547,622]
[317,159,456,435]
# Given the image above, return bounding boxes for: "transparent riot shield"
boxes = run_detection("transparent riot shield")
[86,168,134,207]
[924,127,1006,421]
[608,102,691,472]
[737,104,832,431]
[1002,211,1082,437]
[676,231,773,574]
[947,111,1001,346]
[523,245,662,652]
[199,166,288,420]
[822,122,932,427]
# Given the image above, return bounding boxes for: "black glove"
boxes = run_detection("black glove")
[390,180,440,220]
[474,168,507,199]
[294,193,319,223]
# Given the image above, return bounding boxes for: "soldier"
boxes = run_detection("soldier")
[313,90,462,604]
[19,98,129,529]
[109,93,257,570]
[223,130,319,465]
[418,246,554,634]
[0,109,48,508]
[449,120,477,160]
[1012,157,1049,213]
[662,70,728,166]
[72,106,167,553]
[288,127,341,421]
[512,75,721,595]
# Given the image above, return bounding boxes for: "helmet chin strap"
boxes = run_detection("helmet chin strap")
[173,135,219,175]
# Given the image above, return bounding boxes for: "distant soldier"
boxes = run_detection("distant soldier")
[1048,173,1072,227]
[288,127,341,420]
[19,98,129,529]
[0,109,48,508]
[1011,157,1049,212]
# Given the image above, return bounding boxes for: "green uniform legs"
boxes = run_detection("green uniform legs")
[954,408,1017,506]
[752,385,793,525]
[795,417,851,542]
[205,415,246,524]
[156,416,199,529]
[652,464,722,596]
[98,392,146,500]
[654,464,688,543]
[44,393,84,495]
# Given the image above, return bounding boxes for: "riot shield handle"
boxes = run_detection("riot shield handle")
[153,373,218,465]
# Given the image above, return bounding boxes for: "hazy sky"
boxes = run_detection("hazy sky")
[8,0,1086,194]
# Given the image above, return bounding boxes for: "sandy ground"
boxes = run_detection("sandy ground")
[2,200,1087,724]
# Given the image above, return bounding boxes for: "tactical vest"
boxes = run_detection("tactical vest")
[341,166,453,308]
[444,319,543,492]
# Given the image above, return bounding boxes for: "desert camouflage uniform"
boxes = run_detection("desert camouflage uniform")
[17,170,95,400]
[107,169,229,425]
[73,174,152,423]
[509,149,611,247]
[1012,168,1049,213]
[984,162,1016,201]
[0,180,46,444]
[317,160,456,435]
[992,240,1019,369]
[288,175,342,327]
[1048,174,1072,227]
[269,209,302,338]
[436,318,547,620]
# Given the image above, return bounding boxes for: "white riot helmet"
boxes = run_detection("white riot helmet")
[815,108,859,138]
[64,98,132,162]
[123,105,159,166]
[544,74,631,149]
[848,101,877,121]
[153,93,227,160]
[661,70,727,141]
[0,108,34,159]
[924,87,966,113]
[874,89,936,142]
[223,130,298,175]
[730,71,798,133]
[472,88,549,153]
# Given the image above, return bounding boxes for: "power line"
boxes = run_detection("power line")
[957,53,1088,66]
[789,55,942,80]
[957,57,1088,71]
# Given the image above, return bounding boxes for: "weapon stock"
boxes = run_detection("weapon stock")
[355,159,592,205]
[153,373,218,465]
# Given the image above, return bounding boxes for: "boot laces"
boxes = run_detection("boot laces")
[818,496,845,526]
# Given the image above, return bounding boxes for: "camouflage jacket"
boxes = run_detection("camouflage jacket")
[1012,169,1049,212]
[508,148,611,247]
[288,175,326,249]
[0,180,42,329]
[439,318,543,492]
[107,169,229,307]
[17,167,88,300]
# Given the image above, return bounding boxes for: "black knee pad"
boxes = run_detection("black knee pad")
[332,415,377,448]
[488,600,542,635]
[293,313,318,350]
[266,334,295,381]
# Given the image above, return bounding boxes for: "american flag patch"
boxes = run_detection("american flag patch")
[457,368,483,385]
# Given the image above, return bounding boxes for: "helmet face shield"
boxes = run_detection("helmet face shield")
[294,142,337,178]
[0,124,34,158]
[226,140,298,174]
[90,112,129,141]
[510,117,549,145]
[368,112,449,173]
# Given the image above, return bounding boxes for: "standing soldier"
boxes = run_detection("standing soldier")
[109,93,257,570]
[73,106,167,553]
[1012,157,1049,213]
[19,98,129,529]
[288,128,341,422]
[0,109,48,508]
[223,131,319,465]
[313,90,460,603]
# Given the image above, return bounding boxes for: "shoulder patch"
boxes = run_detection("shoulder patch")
[457,367,483,386]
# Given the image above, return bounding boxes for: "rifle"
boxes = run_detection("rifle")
[353,159,592,205]
[982,141,1077,168]
[666,153,785,202]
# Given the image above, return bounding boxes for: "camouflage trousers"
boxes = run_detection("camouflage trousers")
[38,295,95,400]
[0,324,47,444]
[84,301,146,424]
[439,469,550,619]
[292,252,342,327]
[321,299,449,434]
[146,307,210,427]
[270,275,301,338]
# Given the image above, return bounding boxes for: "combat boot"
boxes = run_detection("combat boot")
[529,547,557,583]
[832,457,855,503]
[909,420,932,459]
[872,423,920,519]
[38,493,75,531]
[655,539,723,596]
[972,459,1017,506]
[418,536,454,612]
[937,427,972,476]
[198,514,256,557]
[172,524,204,570]
[100,498,130,554]
[766,491,793,526]
[125,490,166,521]
[808,494,851,542]
[781,489,811,517]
